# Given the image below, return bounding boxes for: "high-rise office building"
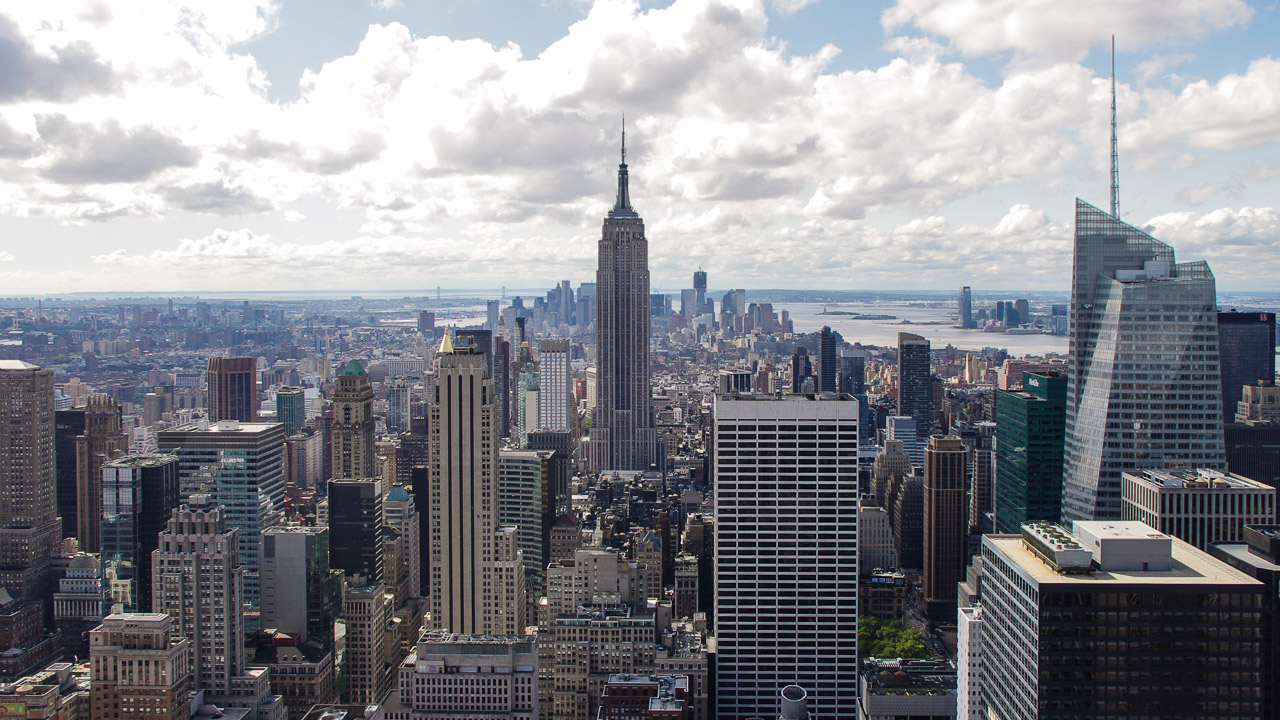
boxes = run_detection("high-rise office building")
[714,392,859,719]
[342,583,394,705]
[791,346,813,393]
[1061,200,1227,521]
[538,339,571,433]
[0,361,61,616]
[888,471,924,571]
[158,420,286,619]
[100,453,181,613]
[1218,310,1276,423]
[922,435,967,620]
[958,286,974,328]
[1121,468,1275,549]
[886,415,924,467]
[386,379,412,434]
[1208,524,1280,720]
[498,449,555,601]
[871,439,912,507]
[551,603,656,720]
[994,371,1067,533]
[261,525,342,650]
[54,407,86,540]
[206,357,257,423]
[962,421,996,533]
[328,478,385,584]
[151,498,243,695]
[382,484,422,613]
[76,395,126,553]
[976,520,1265,719]
[429,331,526,635]
[838,352,866,395]
[589,132,661,473]
[275,386,307,437]
[693,269,707,312]
[897,332,932,438]
[331,360,376,479]
[818,326,837,393]
[90,613,191,720]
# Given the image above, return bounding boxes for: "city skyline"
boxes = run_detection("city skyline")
[0,1,1278,294]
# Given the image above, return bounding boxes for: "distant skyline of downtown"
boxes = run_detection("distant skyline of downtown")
[1,1,1279,294]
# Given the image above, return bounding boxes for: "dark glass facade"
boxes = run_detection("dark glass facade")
[1218,311,1276,422]
[994,371,1066,533]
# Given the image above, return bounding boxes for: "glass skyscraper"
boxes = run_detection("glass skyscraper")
[1061,199,1227,521]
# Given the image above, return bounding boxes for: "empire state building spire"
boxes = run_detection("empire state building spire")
[611,119,635,217]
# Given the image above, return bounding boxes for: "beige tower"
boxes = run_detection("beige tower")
[75,394,126,553]
[90,612,191,720]
[150,498,243,694]
[331,360,376,479]
[0,361,61,611]
[428,330,526,635]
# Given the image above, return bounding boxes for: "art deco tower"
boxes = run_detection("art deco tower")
[590,128,661,472]
[331,360,376,479]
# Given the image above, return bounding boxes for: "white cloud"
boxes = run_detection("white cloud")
[371,0,402,8]
[771,0,818,14]
[882,0,1252,61]
[0,250,13,262]
[0,0,1275,293]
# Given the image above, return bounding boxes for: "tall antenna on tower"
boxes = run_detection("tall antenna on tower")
[621,113,626,165]
[1110,34,1119,219]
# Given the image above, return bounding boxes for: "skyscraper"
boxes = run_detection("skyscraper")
[922,435,967,620]
[76,395,126,553]
[157,420,286,620]
[589,129,661,473]
[538,339,571,433]
[90,613,191,720]
[0,361,61,618]
[275,386,307,437]
[958,286,974,328]
[818,326,837,393]
[54,407,86,540]
[994,371,1066,533]
[1061,200,1227,521]
[206,357,257,423]
[428,331,526,635]
[897,332,932,438]
[100,453,181,613]
[976,521,1264,719]
[260,525,342,649]
[714,392,860,719]
[791,346,813,393]
[151,498,243,695]
[693,269,707,313]
[327,478,384,584]
[1218,310,1276,423]
[331,360,376,479]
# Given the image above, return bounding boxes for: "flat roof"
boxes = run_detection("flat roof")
[986,534,1263,587]
[167,421,283,434]
[0,360,42,370]
[1211,543,1280,572]
[1124,468,1274,491]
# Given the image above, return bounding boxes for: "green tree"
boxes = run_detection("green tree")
[858,616,929,659]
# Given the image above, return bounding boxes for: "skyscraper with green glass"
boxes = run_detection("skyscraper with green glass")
[995,371,1066,533]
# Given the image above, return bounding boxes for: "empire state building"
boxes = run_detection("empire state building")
[589,129,663,472]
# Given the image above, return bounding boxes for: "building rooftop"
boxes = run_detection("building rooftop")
[103,453,178,469]
[0,360,42,371]
[986,529,1263,587]
[861,659,956,695]
[1124,468,1273,491]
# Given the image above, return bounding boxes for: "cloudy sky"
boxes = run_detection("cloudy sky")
[1,0,1278,295]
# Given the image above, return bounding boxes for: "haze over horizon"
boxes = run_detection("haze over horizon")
[1,0,1278,294]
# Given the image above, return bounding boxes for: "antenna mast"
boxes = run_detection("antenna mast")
[1110,35,1119,218]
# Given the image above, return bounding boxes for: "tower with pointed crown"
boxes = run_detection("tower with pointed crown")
[588,122,663,473]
